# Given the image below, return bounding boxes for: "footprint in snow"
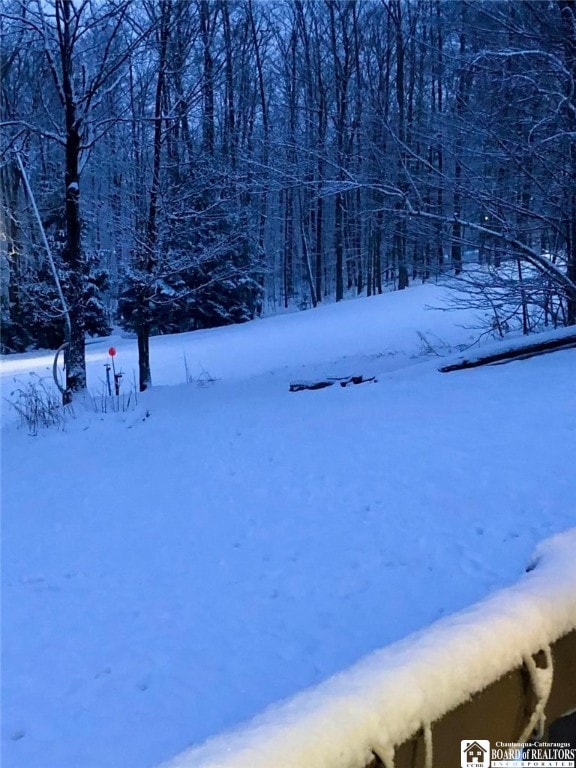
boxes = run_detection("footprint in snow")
[95,666,112,679]
[19,576,45,585]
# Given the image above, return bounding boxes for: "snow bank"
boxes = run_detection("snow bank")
[158,529,576,768]
[439,324,576,371]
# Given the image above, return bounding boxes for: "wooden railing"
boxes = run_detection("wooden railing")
[367,629,576,768]
[158,531,576,768]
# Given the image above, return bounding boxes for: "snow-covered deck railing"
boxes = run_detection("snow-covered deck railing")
[158,530,576,768]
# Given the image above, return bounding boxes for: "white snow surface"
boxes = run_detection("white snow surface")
[439,323,576,368]
[159,529,576,768]
[1,283,468,401]
[2,283,575,768]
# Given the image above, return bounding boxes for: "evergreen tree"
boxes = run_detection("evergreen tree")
[0,249,111,353]
[118,169,262,336]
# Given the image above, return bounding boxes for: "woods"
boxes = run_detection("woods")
[1,0,576,395]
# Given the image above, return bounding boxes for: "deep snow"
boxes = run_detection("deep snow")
[1,284,575,768]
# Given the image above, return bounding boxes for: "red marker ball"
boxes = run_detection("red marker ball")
[108,347,117,357]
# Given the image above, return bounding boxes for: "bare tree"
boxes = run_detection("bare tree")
[1,0,149,399]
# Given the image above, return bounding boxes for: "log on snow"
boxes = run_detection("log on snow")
[289,375,376,392]
[439,332,576,373]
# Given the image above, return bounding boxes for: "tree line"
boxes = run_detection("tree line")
[1,0,575,397]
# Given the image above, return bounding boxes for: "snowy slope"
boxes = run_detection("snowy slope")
[2,284,575,768]
[1,283,477,403]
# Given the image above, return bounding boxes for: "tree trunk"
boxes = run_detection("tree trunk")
[391,0,408,290]
[60,0,86,400]
[451,7,467,277]
[558,1,576,324]
[327,1,351,302]
[137,0,171,391]
[221,0,237,167]
[247,0,269,294]
[335,191,345,301]
[1,162,23,346]
[199,0,215,156]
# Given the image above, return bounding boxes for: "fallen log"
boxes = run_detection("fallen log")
[439,330,576,373]
[289,375,376,392]
[289,380,333,392]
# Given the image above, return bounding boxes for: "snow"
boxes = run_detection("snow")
[1,283,575,768]
[438,323,576,369]
[159,530,576,768]
[519,646,554,743]
[1,283,473,408]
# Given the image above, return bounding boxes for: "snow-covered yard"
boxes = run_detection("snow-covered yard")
[2,284,575,768]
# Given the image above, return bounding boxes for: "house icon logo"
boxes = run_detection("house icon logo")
[461,740,490,768]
